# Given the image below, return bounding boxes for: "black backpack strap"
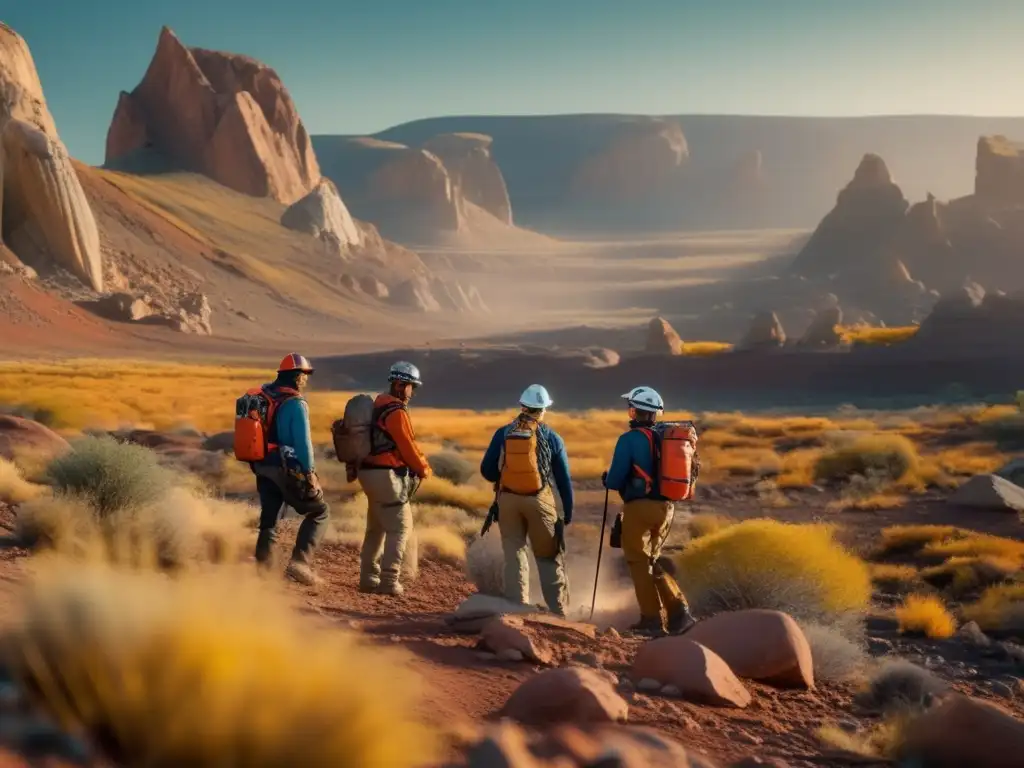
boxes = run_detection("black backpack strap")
[369,401,406,455]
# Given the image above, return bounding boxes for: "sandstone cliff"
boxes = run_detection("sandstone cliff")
[421,133,512,224]
[105,26,319,204]
[280,177,363,255]
[975,135,1024,207]
[0,23,103,291]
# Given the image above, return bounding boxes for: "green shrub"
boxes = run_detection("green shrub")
[46,436,174,517]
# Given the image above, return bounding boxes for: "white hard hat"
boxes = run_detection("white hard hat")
[388,361,422,386]
[519,384,554,410]
[622,386,664,413]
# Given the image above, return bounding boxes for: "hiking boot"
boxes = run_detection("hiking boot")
[358,579,381,594]
[629,617,666,638]
[667,606,698,635]
[375,582,405,597]
[285,561,323,587]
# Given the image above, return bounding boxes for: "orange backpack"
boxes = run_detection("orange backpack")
[635,421,699,502]
[233,386,300,463]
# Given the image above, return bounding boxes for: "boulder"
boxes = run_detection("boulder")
[358,275,389,299]
[478,612,598,664]
[391,276,441,313]
[280,177,362,249]
[105,26,319,204]
[798,306,843,348]
[447,594,536,633]
[948,474,1024,513]
[897,694,1024,768]
[173,292,212,335]
[481,614,555,665]
[582,347,620,369]
[630,638,751,708]
[498,668,628,727]
[0,416,70,463]
[0,25,103,291]
[995,458,1024,487]
[422,133,513,224]
[975,135,1024,207]
[94,292,154,322]
[646,316,684,355]
[681,610,815,689]
[740,311,786,349]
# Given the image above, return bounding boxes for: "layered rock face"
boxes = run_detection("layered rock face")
[280,178,363,254]
[0,23,103,291]
[105,27,319,204]
[975,135,1024,207]
[422,133,512,224]
[316,137,465,240]
[569,118,688,202]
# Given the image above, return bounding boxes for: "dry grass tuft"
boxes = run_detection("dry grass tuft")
[869,563,922,592]
[814,434,919,485]
[961,583,1024,633]
[877,525,962,557]
[0,458,44,505]
[427,450,477,486]
[895,594,957,639]
[858,660,948,713]
[839,325,919,347]
[818,713,912,760]
[415,476,493,515]
[687,513,733,539]
[920,556,1020,595]
[674,519,871,626]
[0,561,438,767]
[800,621,869,683]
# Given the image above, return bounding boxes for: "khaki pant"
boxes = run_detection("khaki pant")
[358,468,414,589]
[498,487,568,616]
[622,498,686,620]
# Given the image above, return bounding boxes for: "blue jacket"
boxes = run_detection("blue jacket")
[264,385,315,473]
[605,428,658,503]
[480,421,574,522]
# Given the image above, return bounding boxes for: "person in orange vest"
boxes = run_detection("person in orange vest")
[603,386,697,637]
[357,361,432,596]
[250,354,330,587]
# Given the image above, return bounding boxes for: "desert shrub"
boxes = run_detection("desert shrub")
[818,713,911,760]
[427,450,476,486]
[962,583,1024,633]
[920,556,1019,595]
[857,660,948,713]
[415,503,479,538]
[417,526,468,565]
[922,533,1024,563]
[800,621,869,683]
[415,476,492,514]
[673,519,871,626]
[0,562,438,767]
[15,487,254,569]
[465,533,504,597]
[876,525,961,557]
[979,413,1024,451]
[813,434,919,485]
[688,513,733,539]
[895,594,957,639]
[0,458,43,505]
[869,563,921,593]
[46,436,174,517]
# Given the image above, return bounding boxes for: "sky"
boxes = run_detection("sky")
[6,0,1024,165]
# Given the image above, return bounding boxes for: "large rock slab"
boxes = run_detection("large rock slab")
[0,416,69,463]
[497,668,628,727]
[682,609,815,689]
[422,133,512,224]
[646,316,684,355]
[897,694,1024,768]
[0,24,103,291]
[630,637,751,708]
[949,473,1024,513]
[105,26,319,204]
[280,177,362,250]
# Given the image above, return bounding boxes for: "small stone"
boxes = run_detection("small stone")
[637,678,662,692]
[958,621,991,648]
[867,637,894,655]
[660,684,682,697]
[603,627,621,640]
[572,652,601,668]
[991,680,1016,699]
[837,719,859,734]
[496,648,525,662]
[733,730,764,745]
[679,714,702,731]
[618,675,635,690]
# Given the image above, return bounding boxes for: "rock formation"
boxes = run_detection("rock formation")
[740,311,786,349]
[975,135,1024,207]
[421,133,512,224]
[0,23,103,291]
[316,137,464,240]
[798,306,843,348]
[280,178,362,254]
[88,290,212,335]
[105,26,319,204]
[391,276,442,313]
[645,316,684,355]
[791,154,909,280]
[569,118,688,202]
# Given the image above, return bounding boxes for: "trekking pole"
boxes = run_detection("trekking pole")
[589,485,610,622]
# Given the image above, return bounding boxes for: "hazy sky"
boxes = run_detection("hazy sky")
[7,0,1024,164]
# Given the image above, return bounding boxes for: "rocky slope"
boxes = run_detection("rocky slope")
[105,26,320,205]
[0,22,103,291]
[421,133,512,225]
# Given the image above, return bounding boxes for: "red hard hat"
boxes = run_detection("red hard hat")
[278,353,314,374]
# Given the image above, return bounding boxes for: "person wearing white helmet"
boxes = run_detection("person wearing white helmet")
[357,361,433,596]
[480,384,575,616]
[603,386,697,637]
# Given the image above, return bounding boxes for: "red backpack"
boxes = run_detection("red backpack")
[233,386,300,463]
[633,421,700,502]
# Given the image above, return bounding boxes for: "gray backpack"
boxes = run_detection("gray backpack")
[330,395,403,465]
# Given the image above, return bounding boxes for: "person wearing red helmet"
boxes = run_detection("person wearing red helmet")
[250,353,330,586]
